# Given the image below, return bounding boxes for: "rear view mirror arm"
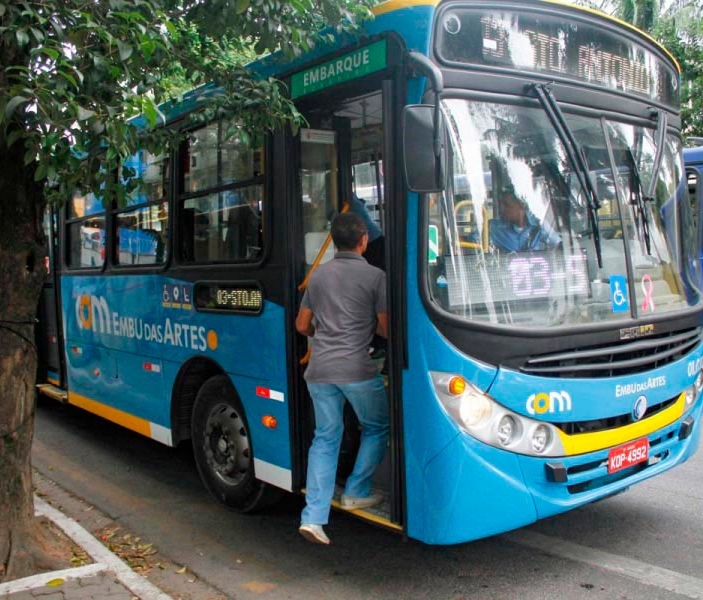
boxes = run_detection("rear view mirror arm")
[407,52,445,159]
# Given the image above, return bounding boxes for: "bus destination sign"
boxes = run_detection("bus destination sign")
[291,39,387,99]
[195,282,264,315]
[436,8,679,107]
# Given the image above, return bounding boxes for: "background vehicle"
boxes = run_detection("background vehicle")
[37,0,703,544]
[684,143,703,264]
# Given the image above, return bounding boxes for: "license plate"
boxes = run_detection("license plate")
[607,438,649,474]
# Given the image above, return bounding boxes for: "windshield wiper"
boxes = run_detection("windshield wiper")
[531,83,603,267]
[620,109,666,258]
[645,109,668,202]
[600,119,652,256]
[626,147,652,254]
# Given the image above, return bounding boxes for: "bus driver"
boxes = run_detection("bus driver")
[490,191,561,252]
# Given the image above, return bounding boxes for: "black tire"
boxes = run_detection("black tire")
[191,374,280,512]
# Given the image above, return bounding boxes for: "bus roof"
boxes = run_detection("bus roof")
[136,0,679,129]
[136,1,437,127]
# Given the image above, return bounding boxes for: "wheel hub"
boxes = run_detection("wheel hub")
[202,402,250,485]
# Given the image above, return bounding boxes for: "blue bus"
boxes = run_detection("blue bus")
[37,0,703,544]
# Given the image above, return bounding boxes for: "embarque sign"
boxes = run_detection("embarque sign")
[291,39,387,99]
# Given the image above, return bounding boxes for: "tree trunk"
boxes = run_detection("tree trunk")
[0,130,67,580]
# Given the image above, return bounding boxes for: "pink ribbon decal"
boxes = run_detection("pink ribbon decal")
[641,274,655,312]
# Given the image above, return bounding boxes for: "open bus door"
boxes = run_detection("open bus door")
[36,206,67,399]
[290,84,404,533]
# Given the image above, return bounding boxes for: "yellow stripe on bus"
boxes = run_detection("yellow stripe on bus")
[373,0,438,17]
[558,393,686,455]
[68,392,152,438]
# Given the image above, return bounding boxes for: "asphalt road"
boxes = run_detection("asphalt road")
[33,397,703,600]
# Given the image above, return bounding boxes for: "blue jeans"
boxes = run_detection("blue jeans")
[301,376,389,525]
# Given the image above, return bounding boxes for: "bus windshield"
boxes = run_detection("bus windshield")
[426,98,702,328]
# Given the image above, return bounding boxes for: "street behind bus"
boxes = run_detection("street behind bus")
[33,396,703,600]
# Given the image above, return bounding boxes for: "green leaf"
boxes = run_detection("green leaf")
[30,27,45,44]
[236,0,250,14]
[6,129,23,149]
[15,29,29,46]
[117,40,133,61]
[143,101,158,127]
[39,47,60,61]
[5,96,29,119]
[34,161,47,181]
[77,106,96,121]
[57,70,78,88]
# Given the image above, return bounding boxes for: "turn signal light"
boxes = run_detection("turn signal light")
[262,415,278,429]
[448,376,466,395]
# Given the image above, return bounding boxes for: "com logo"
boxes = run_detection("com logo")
[526,391,572,415]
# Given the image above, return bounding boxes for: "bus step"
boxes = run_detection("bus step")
[36,383,68,402]
[300,486,402,532]
[331,487,402,532]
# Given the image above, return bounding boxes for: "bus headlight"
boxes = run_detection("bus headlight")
[431,371,566,457]
[685,384,696,406]
[497,415,518,446]
[531,424,551,454]
[461,392,492,426]
[436,374,492,427]
[695,370,703,395]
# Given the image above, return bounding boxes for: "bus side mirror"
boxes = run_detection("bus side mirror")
[402,104,446,193]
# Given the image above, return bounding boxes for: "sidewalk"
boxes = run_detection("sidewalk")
[0,473,228,600]
[0,496,173,600]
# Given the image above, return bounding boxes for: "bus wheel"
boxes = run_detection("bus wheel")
[192,375,279,512]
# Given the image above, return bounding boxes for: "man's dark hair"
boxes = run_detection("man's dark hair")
[331,212,367,251]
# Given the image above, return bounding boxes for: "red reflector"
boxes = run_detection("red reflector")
[256,386,270,398]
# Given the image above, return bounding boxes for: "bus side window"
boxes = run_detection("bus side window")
[194,212,211,261]
[113,150,170,267]
[180,208,195,262]
[180,121,265,264]
[66,191,106,269]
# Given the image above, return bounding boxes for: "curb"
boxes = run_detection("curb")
[0,496,173,600]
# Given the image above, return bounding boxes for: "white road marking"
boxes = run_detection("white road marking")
[505,529,703,598]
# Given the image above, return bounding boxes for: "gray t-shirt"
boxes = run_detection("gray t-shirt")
[301,251,386,383]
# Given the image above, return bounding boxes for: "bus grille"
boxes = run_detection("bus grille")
[522,327,702,378]
[554,395,678,435]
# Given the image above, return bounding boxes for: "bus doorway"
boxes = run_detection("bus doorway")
[293,89,402,531]
[36,207,66,396]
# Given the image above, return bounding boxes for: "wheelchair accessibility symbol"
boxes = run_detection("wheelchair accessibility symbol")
[610,275,629,313]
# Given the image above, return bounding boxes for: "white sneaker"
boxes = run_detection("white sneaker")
[299,523,330,545]
[340,492,383,510]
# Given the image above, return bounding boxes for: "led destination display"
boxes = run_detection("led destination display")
[437,7,679,107]
[444,252,590,307]
[195,282,264,314]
